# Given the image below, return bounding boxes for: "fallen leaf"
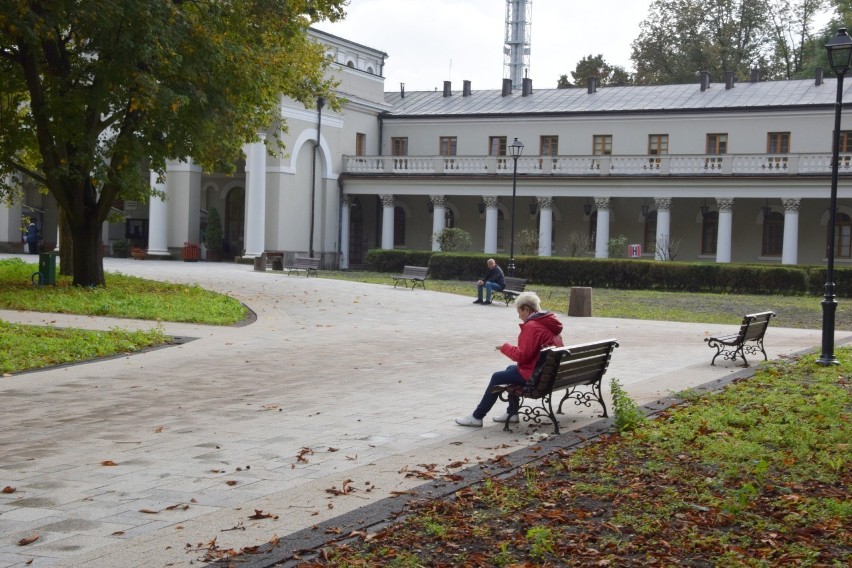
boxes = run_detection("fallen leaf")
[139,508,159,514]
[2,486,15,493]
[226,480,237,486]
[154,426,164,433]
[248,509,278,520]
[17,534,39,546]
[100,460,118,466]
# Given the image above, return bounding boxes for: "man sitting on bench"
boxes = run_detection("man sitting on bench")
[456,292,564,427]
[473,258,505,305]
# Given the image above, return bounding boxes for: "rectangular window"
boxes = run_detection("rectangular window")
[540,135,558,156]
[706,133,727,169]
[767,132,790,169]
[706,133,727,154]
[838,131,852,168]
[488,136,507,156]
[648,134,668,169]
[439,136,457,156]
[767,132,790,154]
[592,135,611,170]
[391,137,408,156]
[540,135,558,169]
[840,131,852,153]
[592,135,612,155]
[355,133,366,156]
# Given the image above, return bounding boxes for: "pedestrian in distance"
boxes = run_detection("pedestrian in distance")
[456,291,564,427]
[473,258,505,305]
[25,222,39,254]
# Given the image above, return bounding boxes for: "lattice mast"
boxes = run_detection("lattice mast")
[504,0,532,90]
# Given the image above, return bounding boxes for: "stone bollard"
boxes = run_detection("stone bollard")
[568,287,593,317]
[253,253,267,271]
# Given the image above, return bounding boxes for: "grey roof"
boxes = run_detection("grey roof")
[384,78,851,118]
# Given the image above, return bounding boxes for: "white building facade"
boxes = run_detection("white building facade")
[2,32,851,270]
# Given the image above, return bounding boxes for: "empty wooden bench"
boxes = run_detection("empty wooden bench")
[497,276,527,306]
[705,311,775,367]
[284,256,320,277]
[493,339,619,434]
[392,265,428,289]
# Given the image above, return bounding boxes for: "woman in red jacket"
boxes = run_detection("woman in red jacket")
[456,291,564,427]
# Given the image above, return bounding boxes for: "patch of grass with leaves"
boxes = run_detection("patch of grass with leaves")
[299,350,851,567]
[0,258,246,324]
[0,320,168,374]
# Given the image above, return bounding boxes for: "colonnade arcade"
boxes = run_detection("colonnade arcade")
[339,193,809,266]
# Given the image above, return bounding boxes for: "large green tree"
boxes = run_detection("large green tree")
[630,0,827,85]
[0,0,344,286]
[557,54,632,88]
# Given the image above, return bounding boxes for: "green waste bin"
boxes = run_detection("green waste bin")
[38,252,57,285]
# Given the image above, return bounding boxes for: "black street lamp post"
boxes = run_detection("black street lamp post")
[508,137,524,277]
[819,28,852,366]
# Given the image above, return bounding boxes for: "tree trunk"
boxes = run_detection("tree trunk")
[58,208,74,277]
[70,215,105,287]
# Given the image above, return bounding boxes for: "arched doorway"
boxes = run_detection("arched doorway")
[225,187,245,258]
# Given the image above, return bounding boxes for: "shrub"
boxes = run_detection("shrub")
[433,227,472,252]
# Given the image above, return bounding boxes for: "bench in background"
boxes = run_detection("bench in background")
[497,276,527,305]
[284,256,320,277]
[392,265,428,289]
[705,311,775,367]
[493,338,619,434]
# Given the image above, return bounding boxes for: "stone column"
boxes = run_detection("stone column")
[654,197,672,261]
[594,197,611,259]
[483,195,499,254]
[782,198,801,265]
[165,159,201,250]
[242,134,267,259]
[537,196,554,256]
[716,198,734,263]
[146,171,170,256]
[380,194,395,250]
[339,195,352,269]
[430,195,447,251]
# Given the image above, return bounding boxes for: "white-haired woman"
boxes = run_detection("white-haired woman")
[456,291,564,427]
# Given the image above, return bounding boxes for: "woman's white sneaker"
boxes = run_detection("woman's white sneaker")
[492,413,520,423]
[455,415,483,427]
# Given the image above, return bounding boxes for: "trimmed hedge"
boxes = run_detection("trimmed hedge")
[364,249,852,298]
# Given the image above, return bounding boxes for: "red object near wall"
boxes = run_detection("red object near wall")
[183,242,200,262]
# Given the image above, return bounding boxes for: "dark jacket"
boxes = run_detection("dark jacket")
[25,224,38,244]
[482,264,505,289]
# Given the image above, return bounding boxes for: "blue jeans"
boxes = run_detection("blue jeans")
[477,281,504,302]
[473,365,526,419]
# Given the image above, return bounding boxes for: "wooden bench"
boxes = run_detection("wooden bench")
[392,265,428,289]
[705,311,775,367]
[493,339,619,434]
[284,256,320,277]
[496,276,527,305]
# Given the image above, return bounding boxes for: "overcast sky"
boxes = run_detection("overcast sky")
[314,0,656,92]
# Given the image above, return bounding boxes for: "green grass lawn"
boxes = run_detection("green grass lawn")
[0,258,246,374]
[299,350,852,567]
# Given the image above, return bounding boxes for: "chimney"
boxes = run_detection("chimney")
[724,71,735,90]
[816,66,824,86]
[462,80,472,97]
[587,77,597,94]
[750,68,760,82]
[400,82,405,99]
[700,71,710,92]
[443,81,452,97]
[502,78,513,97]
[522,77,533,96]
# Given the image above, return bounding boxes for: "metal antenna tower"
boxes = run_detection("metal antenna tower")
[504,0,531,90]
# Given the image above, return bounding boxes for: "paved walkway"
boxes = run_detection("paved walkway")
[0,255,847,567]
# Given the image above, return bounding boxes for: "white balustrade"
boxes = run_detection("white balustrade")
[341,153,842,177]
